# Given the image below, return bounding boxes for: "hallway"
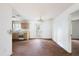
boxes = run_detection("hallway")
[12,39,71,56]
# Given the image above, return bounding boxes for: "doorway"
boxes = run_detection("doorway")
[71,10,79,55]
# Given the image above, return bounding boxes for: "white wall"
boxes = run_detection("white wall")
[29,20,52,39]
[40,20,52,39]
[0,4,12,56]
[71,10,79,20]
[72,20,79,38]
[71,15,79,20]
[52,4,79,53]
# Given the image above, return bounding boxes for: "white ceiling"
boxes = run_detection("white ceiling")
[10,3,74,20]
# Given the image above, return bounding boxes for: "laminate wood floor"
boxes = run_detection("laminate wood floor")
[12,39,79,56]
[72,40,79,56]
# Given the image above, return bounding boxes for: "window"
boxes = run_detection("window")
[12,21,21,32]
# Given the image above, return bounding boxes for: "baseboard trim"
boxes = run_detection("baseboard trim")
[29,38,52,40]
